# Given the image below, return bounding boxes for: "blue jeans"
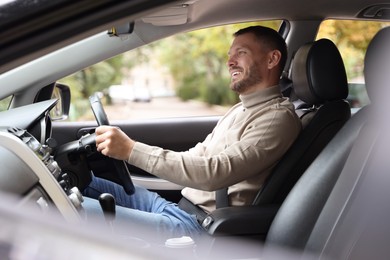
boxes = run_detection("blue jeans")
[82,176,205,243]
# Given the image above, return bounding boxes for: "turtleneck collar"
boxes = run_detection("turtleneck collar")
[239,85,282,109]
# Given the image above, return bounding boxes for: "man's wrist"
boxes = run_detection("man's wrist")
[127,139,134,157]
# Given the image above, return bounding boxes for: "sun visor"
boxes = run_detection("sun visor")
[142,0,198,26]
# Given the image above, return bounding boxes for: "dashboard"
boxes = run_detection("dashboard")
[0,99,82,222]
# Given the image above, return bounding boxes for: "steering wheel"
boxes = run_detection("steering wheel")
[89,93,135,195]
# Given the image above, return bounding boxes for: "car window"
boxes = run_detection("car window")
[60,20,282,121]
[0,96,12,112]
[316,20,390,109]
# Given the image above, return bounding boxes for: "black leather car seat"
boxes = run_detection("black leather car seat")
[264,27,390,259]
[205,39,351,236]
[253,38,350,205]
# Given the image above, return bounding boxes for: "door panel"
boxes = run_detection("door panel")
[52,116,218,151]
[51,116,219,200]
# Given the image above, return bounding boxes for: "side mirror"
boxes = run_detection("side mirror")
[50,83,71,121]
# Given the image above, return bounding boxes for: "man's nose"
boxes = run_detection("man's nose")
[227,55,237,67]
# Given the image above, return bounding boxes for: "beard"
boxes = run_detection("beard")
[230,63,262,93]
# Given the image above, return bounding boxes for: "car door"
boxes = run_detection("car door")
[52,114,219,202]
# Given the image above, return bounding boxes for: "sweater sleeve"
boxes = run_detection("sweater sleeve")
[127,106,301,191]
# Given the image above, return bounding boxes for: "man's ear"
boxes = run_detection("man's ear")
[267,50,282,70]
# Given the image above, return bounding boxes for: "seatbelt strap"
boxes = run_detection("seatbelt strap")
[178,197,207,224]
[215,187,229,208]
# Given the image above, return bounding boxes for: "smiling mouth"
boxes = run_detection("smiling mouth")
[231,71,242,81]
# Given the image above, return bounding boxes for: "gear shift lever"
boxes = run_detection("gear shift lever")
[98,193,116,228]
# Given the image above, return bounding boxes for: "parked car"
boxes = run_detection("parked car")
[0,0,389,259]
[109,85,152,103]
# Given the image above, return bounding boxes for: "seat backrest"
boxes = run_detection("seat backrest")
[253,38,350,205]
[265,105,368,249]
[265,27,390,258]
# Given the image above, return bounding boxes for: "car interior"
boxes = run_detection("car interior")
[0,0,389,258]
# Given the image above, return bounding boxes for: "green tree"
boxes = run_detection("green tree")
[59,55,123,120]
[317,20,390,79]
[62,55,123,100]
[158,21,281,106]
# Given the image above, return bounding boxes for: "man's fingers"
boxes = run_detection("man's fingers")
[95,126,114,145]
[96,125,120,134]
[94,125,129,161]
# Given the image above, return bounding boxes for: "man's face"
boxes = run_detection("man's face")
[227,33,268,94]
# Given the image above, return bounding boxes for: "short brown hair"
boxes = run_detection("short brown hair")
[234,26,287,74]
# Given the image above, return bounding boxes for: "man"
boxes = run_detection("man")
[82,26,301,242]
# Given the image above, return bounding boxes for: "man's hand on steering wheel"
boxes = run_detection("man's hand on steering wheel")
[89,93,135,195]
[95,126,134,161]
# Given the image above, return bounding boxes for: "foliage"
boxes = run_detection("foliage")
[200,77,239,105]
[59,55,123,120]
[158,21,281,105]
[317,20,390,80]
[61,56,123,99]
[176,74,202,101]
[0,95,12,112]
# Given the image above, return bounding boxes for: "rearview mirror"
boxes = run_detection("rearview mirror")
[50,83,71,121]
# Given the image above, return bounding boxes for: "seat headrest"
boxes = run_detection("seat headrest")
[364,27,390,105]
[291,39,348,105]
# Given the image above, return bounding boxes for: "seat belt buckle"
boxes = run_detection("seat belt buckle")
[201,216,214,229]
